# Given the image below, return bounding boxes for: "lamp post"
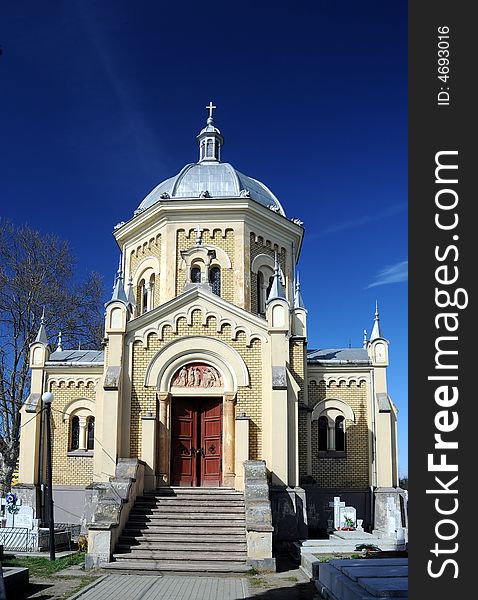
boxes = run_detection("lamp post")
[42,392,55,561]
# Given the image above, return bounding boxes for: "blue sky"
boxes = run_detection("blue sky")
[0,1,408,475]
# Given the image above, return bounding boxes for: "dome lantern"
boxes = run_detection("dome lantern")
[196,101,224,163]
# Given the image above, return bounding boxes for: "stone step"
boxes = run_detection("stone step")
[147,487,241,493]
[128,513,246,522]
[130,502,245,514]
[113,550,247,561]
[145,487,243,493]
[116,541,247,552]
[101,560,250,573]
[143,496,244,503]
[122,526,245,536]
[135,499,245,508]
[119,533,246,543]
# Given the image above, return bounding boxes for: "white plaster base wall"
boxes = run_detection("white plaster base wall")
[246,530,272,559]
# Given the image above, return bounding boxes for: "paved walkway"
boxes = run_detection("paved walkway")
[71,575,248,600]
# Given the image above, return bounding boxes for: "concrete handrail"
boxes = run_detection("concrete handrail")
[84,458,145,568]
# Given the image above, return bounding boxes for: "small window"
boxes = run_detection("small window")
[191,267,201,283]
[209,266,221,296]
[149,274,155,311]
[206,139,214,157]
[318,416,328,451]
[257,271,264,315]
[140,279,148,315]
[335,416,345,452]
[87,417,95,450]
[70,416,80,451]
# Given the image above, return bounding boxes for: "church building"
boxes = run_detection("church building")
[17,105,400,570]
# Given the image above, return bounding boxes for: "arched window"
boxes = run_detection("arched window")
[335,416,345,452]
[200,140,206,160]
[139,279,148,315]
[209,266,221,296]
[191,267,201,283]
[70,416,80,451]
[266,275,274,298]
[149,274,155,311]
[257,272,264,315]
[87,417,95,450]
[318,416,328,451]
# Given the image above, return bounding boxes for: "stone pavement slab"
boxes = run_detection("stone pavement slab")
[71,574,248,600]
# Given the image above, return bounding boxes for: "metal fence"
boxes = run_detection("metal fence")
[0,528,33,552]
[55,523,81,549]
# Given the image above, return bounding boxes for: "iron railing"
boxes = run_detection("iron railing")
[0,528,33,552]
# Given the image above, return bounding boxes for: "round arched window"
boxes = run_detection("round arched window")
[318,416,328,451]
[191,267,201,283]
[335,416,345,452]
[209,267,221,296]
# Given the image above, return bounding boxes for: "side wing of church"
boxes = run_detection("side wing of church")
[16,107,401,569]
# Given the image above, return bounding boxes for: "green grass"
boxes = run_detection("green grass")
[312,552,363,562]
[2,552,85,577]
[248,577,267,588]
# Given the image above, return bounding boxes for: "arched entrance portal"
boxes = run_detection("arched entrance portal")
[171,395,222,487]
[144,337,249,488]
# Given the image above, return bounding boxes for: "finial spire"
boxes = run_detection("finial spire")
[127,275,136,313]
[57,331,63,352]
[34,307,49,345]
[206,101,216,122]
[370,300,383,341]
[363,329,368,349]
[106,254,128,306]
[293,271,306,309]
[266,251,287,304]
[195,224,203,246]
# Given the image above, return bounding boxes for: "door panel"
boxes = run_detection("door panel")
[171,397,223,487]
[200,399,222,486]
[171,400,197,486]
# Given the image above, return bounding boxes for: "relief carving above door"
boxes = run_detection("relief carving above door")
[172,363,222,388]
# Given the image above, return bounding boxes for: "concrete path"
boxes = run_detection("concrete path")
[70,575,249,600]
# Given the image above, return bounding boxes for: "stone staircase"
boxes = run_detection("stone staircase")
[101,487,249,573]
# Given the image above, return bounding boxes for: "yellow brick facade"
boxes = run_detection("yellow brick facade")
[175,228,235,301]
[289,340,308,476]
[129,233,161,309]
[250,232,286,315]
[49,381,96,486]
[130,308,263,460]
[307,380,370,488]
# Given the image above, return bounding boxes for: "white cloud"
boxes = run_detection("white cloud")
[367,260,408,288]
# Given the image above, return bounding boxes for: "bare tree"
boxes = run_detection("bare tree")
[0,221,105,495]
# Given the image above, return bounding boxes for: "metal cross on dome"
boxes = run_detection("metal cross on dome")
[206,101,216,119]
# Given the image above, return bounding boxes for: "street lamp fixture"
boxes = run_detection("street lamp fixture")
[41,392,55,561]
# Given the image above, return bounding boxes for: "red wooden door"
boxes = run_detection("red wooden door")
[200,399,222,487]
[171,398,222,486]
[171,399,198,486]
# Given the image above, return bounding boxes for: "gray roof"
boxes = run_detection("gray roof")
[137,162,285,216]
[47,350,104,365]
[307,348,371,365]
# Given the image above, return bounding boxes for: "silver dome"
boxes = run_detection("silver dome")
[137,162,286,216]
